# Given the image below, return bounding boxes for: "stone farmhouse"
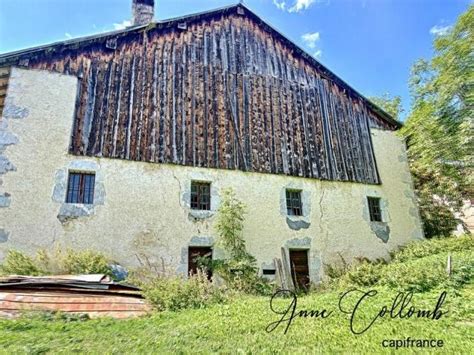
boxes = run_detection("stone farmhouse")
[0,1,423,287]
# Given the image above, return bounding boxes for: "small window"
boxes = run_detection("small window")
[262,269,276,276]
[191,181,211,210]
[368,197,382,222]
[286,189,303,216]
[66,172,95,204]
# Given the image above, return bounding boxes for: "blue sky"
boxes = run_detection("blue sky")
[0,0,470,119]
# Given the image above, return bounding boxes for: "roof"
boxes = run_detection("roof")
[0,3,401,129]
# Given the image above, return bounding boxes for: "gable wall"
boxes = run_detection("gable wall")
[8,11,395,184]
[0,67,424,281]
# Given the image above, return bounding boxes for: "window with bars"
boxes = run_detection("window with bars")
[286,189,303,216]
[190,181,211,210]
[367,197,382,222]
[66,172,95,204]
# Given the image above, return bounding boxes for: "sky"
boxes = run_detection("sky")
[0,0,470,120]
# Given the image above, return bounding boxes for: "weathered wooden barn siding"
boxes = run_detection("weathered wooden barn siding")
[8,12,396,183]
[0,67,10,118]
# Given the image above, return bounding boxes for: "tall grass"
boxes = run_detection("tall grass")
[331,235,473,292]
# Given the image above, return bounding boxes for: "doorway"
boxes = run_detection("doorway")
[188,246,213,279]
[289,249,310,291]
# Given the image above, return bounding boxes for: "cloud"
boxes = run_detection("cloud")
[65,32,72,39]
[313,49,322,58]
[301,32,320,49]
[273,0,286,10]
[273,0,319,13]
[429,25,452,36]
[289,0,316,13]
[113,20,132,30]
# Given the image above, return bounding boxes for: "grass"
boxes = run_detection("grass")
[0,236,473,354]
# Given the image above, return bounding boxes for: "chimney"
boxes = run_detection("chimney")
[132,0,155,26]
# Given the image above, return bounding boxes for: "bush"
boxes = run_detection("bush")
[0,250,43,276]
[327,236,473,293]
[210,258,273,295]
[443,262,474,290]
[381,255,447,292]
[59,249,112,276]
[324,253,351,280]
[391,235,473,262]
[343,259,384,288]
[139,271,230,312]
[0,248,114,277]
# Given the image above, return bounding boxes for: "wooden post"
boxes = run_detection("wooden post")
[446,254,452,276]
[281,247,295,291]
[274,258,285,289]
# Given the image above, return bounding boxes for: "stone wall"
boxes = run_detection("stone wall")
[0,67,424,283]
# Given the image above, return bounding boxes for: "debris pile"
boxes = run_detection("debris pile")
[0,274,151,319]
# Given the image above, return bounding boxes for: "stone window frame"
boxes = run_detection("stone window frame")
[182,174,220,220]
[65,171,96,205]
[52,160,105,224]
[363,192,391,243]
[286,189,303,216]
[363,193,390,223]
[280,184,311,230]
[367,196,383,222]
[190,180,212,211]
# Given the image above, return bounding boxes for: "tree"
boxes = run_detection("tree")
[401,5,473,237]
[369,93,404,121]
[212,188,271,294]
[214,188,251,261]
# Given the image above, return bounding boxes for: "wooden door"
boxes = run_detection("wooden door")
[188,247,213,279]
[289,250,310,291]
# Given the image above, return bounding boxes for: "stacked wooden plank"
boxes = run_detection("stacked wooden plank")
[0,274,151,319]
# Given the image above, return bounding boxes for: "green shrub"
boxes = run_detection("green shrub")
[381,256,447,292]
[140,271,230,311]
[327,236,473,293]
[324,263,346,280]
[0,250,43,276]
[391,235,473,262]
[442,259,474,291]
[59,249,113,276]
[344,260,384,287]
[0,248,114,277]
[210,258,273,295]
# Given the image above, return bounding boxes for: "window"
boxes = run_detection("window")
[66,172,95,204]
[286,190,303,216]
[367,197,382,222]
[191,181,211,210]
